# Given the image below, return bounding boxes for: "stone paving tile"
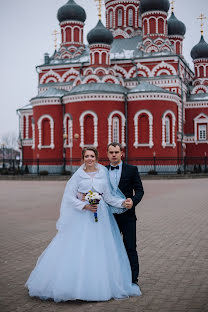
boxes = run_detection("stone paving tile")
[0,179,208,312]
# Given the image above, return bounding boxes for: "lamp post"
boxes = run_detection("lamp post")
[63,133,68,173]
[153,151,156,172]
[70,133,79,173]
[1,143,5,169]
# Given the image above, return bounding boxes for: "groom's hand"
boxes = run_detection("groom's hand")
[124,198,133,209]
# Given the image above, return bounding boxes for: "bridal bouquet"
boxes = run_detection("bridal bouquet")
[85,190,102,222]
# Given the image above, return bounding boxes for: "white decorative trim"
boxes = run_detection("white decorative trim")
[37,114,55,150]
[133,110,154,148]
[40,70,61,84]
[31,98,62,107]
[79,111,98,148]
[151,61,177,77]
[185,102,208,109]
[63,93,125,103]
[128,92,181,106]
[191,85,207,94]
[108,110,126,146]
[62,68,79,82]
[32,121,35,150]
[162,110,176,148]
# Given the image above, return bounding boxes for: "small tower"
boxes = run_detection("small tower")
[168,2,186,56]
[105,0,141,39]
[87,20,113,67]
[140,0,171,52]
[191,14,208,89]
[57,0,86,57]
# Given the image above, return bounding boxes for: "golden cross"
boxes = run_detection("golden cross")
[94,0,102,20]
[197,13,207,35]
[170,0,175,12]
[52,29,59,50]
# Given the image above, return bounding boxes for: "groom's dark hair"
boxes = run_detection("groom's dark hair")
[107,142,123,151]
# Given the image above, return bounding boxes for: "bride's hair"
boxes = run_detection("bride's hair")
[81,147,99,161]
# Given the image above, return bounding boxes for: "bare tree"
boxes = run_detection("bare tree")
[1,131,19,159]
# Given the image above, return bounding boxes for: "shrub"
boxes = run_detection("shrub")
[148,170,157,175]
[39,170,48,176]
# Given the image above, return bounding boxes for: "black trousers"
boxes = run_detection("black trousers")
[114,213,139,283]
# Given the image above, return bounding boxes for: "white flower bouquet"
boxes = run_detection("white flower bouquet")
[85,190,102,222]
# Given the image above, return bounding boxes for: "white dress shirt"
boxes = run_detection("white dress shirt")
[109,161,123,191]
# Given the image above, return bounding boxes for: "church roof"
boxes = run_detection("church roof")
[40,36,143,66]
[129,82,171,93]
[187,93,208,101]
[69,82,127,94]
[32,88,68,99]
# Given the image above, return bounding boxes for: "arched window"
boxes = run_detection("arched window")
[128,9,133,26]
[42,118,51,146]
[74,27,79,42]
[149,18,156,34]
[109,11,113,28]
[118,9,122,26]
[23,116,27,139]
[84,114,94,145]
[79,111,98,147]
[158,18,164,34]
[138,114,149,144]
[112,117,120,142]
[38,114,54,150]
[65,26,72,42]
[165,117,170,144]
[134,110,154,148]
[143,19,148,35]
[162,111,176,148]
[108,111,126,146]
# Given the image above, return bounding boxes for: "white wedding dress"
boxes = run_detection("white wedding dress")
[26,164,141,302]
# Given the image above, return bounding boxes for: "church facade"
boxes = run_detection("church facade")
[17,0,208,173]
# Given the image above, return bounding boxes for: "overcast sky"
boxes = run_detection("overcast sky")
[0,0,207,142]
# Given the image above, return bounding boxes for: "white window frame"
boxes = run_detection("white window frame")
[108,111,126,146]
[198,125,207,141]
[118,9,122,26]
[134,110,154,148]
[112,117,120,143]
[79,111,98,148]
[37,114,55,150]
[165,117,170,144]
[162,110,176,148]
[194,113,208,144]
[110,11,113,28]
[128,9,133,26]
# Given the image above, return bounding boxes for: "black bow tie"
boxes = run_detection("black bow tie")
[110,165,119,171]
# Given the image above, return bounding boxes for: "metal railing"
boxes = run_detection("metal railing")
[0,156,208,175]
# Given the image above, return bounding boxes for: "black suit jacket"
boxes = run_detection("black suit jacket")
[106,163,144,216]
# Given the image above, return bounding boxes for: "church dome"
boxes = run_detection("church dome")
[140,0,170,15]
[168,12,186,36]
[191,35,208,59]
[57,0,86,23]
[87,20,114,45]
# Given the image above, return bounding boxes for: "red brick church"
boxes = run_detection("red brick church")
[17,0,208,173]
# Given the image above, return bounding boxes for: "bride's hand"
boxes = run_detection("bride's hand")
[84,204,98,212]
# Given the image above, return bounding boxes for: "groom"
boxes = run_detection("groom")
[106,142,144,284]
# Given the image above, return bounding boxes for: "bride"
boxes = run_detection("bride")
[26,147,141,302]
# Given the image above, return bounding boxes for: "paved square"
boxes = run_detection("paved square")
[0,179,208,312]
